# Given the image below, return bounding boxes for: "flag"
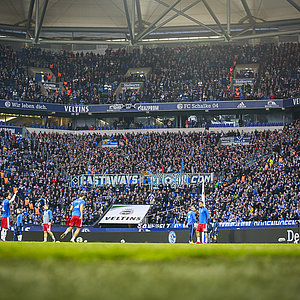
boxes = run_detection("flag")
[141,170,149,176]
[201,180,205,207]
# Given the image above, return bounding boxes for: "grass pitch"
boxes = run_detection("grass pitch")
[0,243,299,300]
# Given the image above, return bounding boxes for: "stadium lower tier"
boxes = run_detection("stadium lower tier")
[0,121,299,226]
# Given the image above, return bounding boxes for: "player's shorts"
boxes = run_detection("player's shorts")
[43,224,51,231]
[70,216,82,228]
[196,223,208,232]
[1,217,10,229]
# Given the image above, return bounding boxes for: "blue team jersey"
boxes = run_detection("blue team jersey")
[17,214,23,226]
[212,221,219,234]
[2,200,10,218]
[186,211,197,225]
[72,199,85,217]
[199,207,210,224]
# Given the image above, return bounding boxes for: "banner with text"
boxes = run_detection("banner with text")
[149,173,213,188]
[71,173,214,187]
[1,98,299,115]
[99,205,150,224]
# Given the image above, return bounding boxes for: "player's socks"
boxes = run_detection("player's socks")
[197,237,200,243]
[52,237,56,242]
[60,233,66,240]
[17,235,22,241]
[1,229,7,241]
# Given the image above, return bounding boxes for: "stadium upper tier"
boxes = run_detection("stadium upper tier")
[0,42,299,105]
[0,121,299,225]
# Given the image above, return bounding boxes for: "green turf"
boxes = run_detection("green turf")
[0,242,299,300]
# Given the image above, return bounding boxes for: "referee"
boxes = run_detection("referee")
[185,206,197,244]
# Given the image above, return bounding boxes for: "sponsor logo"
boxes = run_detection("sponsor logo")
[120,208,134,215]
[137,105,159,111]
[293,98,300,106]
[108,104,124,111]
[265,101,279,108]
[104,216,142,221]
[107,103,136,111]
[219,220,296,228]
[64,105,89,113]
[237,102,247,109]
[287,229,299,244]
[5,101,11,108]
[168,231,177,243]
[176,103,212,110]
[81,228,91,233]
[278,237,286,242]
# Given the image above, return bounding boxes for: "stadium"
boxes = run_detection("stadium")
[0,0,299,299]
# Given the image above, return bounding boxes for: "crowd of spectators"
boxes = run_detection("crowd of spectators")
[0,121,299,226]
[0,43,299,104]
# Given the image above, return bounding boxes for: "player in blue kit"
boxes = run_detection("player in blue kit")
[60,193,86,242]
[42,204,56,242]
[1,190,18,241]
[13,209,23,241]
[211,217,219,243]
[196,201,210,244]
[185,206,197,243]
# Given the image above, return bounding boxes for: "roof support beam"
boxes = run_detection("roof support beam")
[131,0,135,40]
[153,0,221,37]
[135,0,181,41]
[143,0,206,39]
[287,0,300,12]
[0,29,299,46]
[136,0,143,30]
[233,23,254,37]
[231,29,300,41]
[227,0,230,35]
[202,0,230,41]
[34,0,48,44]
[35,0,39,40]
[123,0,134,44]
[26,0,35,37]
[241,0,255,25]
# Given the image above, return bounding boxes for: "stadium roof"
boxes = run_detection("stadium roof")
[0,0,299,46]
